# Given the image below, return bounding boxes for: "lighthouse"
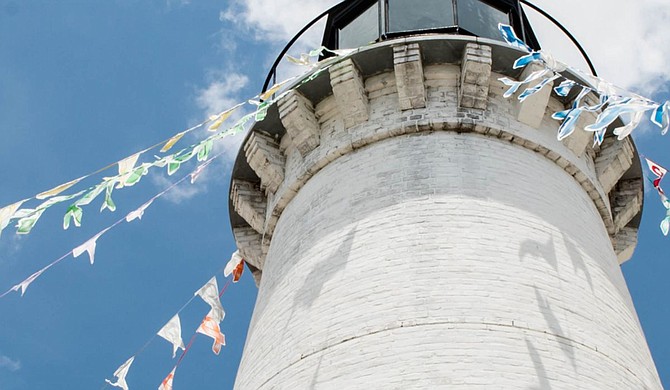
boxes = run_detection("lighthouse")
[228,0,662,388]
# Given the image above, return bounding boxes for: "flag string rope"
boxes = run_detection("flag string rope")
[0,150,226,299]
[0,46,354,239]
[99,275,233,390]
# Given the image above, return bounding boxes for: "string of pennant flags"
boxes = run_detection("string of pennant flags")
[104,252,245,390]
[1,24,670,390]
[497,24,670,234]
[0,46,353,241]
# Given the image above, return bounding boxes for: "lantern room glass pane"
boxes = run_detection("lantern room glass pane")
[457,0,510,41]
[388,0,455,33]
[338,3,380,49]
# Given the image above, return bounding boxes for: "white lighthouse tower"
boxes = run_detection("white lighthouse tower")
[228,0,663,388]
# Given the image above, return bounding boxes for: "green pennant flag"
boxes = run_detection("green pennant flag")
[101,182,116,213]
[197,139,214,162]
[63,205,83,230]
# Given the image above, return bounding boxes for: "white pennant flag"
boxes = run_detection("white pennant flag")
[195,277,225,323]
[157,315,185,358]
[158,368,176,390]
[105,356,135,390]
[10,264,53,297]
[197,311,226,355]
[72,229,108,265]
[224,251,244,278]
[118,153,141,176]
[0,200,26,237]
[125,199,154,223]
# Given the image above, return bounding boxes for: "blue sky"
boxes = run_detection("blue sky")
[0,0,668,389]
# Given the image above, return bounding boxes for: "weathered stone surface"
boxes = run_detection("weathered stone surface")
[231,180,267,234]
[245,132,285,194]
[596,137,634,194]
[459,43,491,110]
[330,58,369,128]
[394,43,426,110]
[278,90,320,157]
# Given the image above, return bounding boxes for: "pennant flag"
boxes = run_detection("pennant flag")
[16,208,46,235]
[499,68,549,99]
[554,79,576,97]
[10,264,52,297]
[651,101,670,135]
[157,315,185,358]
[190,159,214,184]
[118,153,141,176]
[518,74,560,102]
[660,196,670,236]
[161,132,186,153]
[208,103,243,131]
[196,139,213,162]
[260,78,292,101]
[36,177,82,200]
[125,199,154,223]
[584,99,656,134]
[72,229,108,265]
[195,277,225,323]
[158,368,176,390]
[0,200,26,237]
[197,312,226,355]
[498,23,531,52]
[75,183,106,207]
[224,251,244,282]
[613,110,645,140]
[123,163,151,187]
[63,205,83,230]
[645,158,667,195]
[105,356,135,390]
[101,182,117,213]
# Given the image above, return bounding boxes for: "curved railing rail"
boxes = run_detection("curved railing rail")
[260,0,598,95]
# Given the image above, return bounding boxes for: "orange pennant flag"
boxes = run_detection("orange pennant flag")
[197,313,226,355]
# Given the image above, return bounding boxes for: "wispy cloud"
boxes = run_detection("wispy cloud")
[0,355,21,372]
[151,173,207,205]
[195,71,249,117]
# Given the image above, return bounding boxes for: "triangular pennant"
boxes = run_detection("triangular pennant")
[63,205,83,230]
[224,251,244,278]
[197,312,226,355]
[260,78,292,101]
[158,368,176,390]
[190,159,214,184]
[195,277,225,323]
[157,315,185,359]
[0,200,26,237]
[208,103,243,131]
[125,199,154,223]
[645,157,667,196]
[10,264,52,297]
[36,177,82,200]
[72,229,108,265]
[118,153,141,176]
[161,132,186,153]
[105,356,135,390]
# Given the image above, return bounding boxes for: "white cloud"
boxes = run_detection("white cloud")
[221,0,338,44]
[151,173,206,205]
[195,71,249,117]
[0,355,21,372]
[223,0,670,96]
[529,0,670,94]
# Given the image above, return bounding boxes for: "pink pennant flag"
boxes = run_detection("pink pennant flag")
[190,159,214,184]
[197,312,226,355]
[645,157,667,195]
[158,368,175,390]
